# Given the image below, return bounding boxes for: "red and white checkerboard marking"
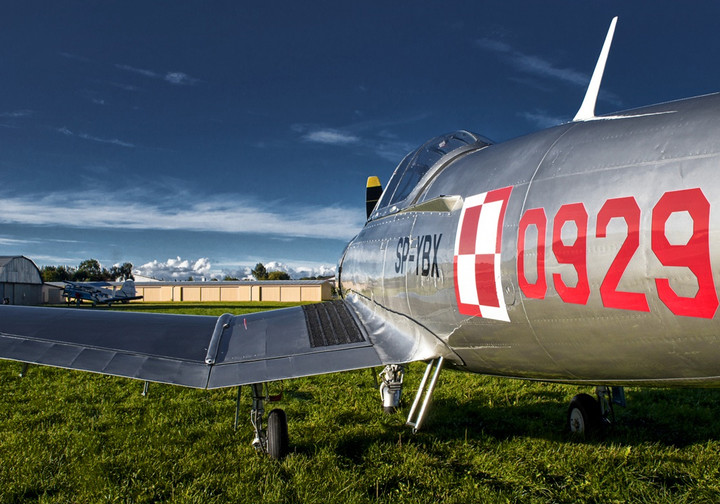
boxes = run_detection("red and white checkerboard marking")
[453,186,513,321]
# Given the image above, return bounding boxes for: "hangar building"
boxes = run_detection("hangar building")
[0,256,43,305]
[133,279,333,303]
[43,279,334,304]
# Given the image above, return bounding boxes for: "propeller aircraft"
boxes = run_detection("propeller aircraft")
[61,280,143,307]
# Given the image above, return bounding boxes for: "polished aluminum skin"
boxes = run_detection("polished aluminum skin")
[340,93,720,387]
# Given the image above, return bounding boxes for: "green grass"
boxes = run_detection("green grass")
[49,301,313,317]
[2,302,720,503]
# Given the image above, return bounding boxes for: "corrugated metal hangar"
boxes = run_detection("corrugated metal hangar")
[0,256,43,305]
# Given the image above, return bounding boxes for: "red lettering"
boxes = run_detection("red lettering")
[519,189,717,319]
[596,197,650,311]
[552,203,590,305]
[518,208,547,299]
[652,188,718,319]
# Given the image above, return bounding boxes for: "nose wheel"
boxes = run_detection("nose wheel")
[567,393,601,435]
[567,386,625,436]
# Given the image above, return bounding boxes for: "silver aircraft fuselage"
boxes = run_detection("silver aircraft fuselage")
[339,93,720,387]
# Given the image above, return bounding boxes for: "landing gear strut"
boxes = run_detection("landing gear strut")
[406,357,444,433]
[244,383,288,459]
[379,364,404,413]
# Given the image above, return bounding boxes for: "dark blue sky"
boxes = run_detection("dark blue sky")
[2,1,719,279]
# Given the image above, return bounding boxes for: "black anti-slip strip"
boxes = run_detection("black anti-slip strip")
[303,301,364,348]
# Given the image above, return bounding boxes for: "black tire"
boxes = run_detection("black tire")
[567,393,601,436]
[267,408,289,459]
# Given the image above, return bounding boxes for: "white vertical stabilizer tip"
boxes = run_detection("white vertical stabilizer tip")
[573,16,618,122]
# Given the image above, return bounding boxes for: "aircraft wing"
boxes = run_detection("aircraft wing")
[108,295,144,302]
[0,300,417,389]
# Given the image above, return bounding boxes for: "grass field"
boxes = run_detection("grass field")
[2,302,720,503]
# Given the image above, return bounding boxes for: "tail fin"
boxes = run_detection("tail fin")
[573,16,618,122]
[118,280,137,298]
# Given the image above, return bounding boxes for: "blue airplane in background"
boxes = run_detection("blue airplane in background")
[62,280,143,307]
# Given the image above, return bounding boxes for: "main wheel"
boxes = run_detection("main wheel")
[267,408,289,459]
[567,393,601,436]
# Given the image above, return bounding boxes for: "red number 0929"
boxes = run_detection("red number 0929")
[517,188,718,319]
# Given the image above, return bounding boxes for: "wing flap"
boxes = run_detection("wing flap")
[207,344,381,389]
[205,301,382,388]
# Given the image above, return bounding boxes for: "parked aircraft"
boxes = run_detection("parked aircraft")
[62,280,143,306]
[2,18,720,458]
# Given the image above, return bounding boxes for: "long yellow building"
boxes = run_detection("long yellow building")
[44,280,334,304]
[134,280,333,303]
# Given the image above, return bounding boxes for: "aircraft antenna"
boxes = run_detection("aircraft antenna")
[573,16,618,122]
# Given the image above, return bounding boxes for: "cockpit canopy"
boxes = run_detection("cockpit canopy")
[370,130,491,219]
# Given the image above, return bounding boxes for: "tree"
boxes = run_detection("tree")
[75,259,108,281]
[251,263,268,280]
[41,259,135,282]
[223,275,239,281]
[110,262,134,281]
[41,265,73,282]
[267,270,290,280]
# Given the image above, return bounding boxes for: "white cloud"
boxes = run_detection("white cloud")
[0,110,33,118]
[518,110,567,128]
[476,37,589,87]
[116,64,200,86]
[164,72,199,86]
[220,260,337,281]
[55,127,134,148]
[303,129,360,145]
[116,64,159,78]
[372,141,415,163]
[135,257,337,281]
[78,133,134,148]
[110,82,141,92]
[476,37,623,113]
[263,261,336,278]
[0,190,364,240]
[0,237,35,246]
[136,256,213,280]
[293,114,427,163]
[475,38,512,54]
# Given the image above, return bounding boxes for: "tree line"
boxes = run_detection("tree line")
[250,263,290,280]
[41,260,134,282]
[250,262,334,281]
